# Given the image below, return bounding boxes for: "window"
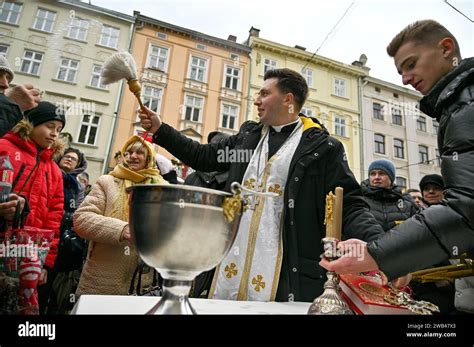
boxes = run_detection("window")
[392,108,402,125]
[395,177,407,192]
[374,134,385,154]
[224,65,241,90]
[221,104,238,130]
[89,65,106,89]
[435,148,442,167]
[156,32,167,40]
[20,50,43,75]
[373,102,384,120]
[416,115,427,132]
[147,45,168,72]
[99,25,119,49]
[301,107,313,117]
[33,9,56,32]
[189,56,207,82]
[0,1,22,25]
[419,145,429,163]
[334,116,346,137]
[334,78,346,97]
[68,17,89,41]
[57,58,79,83]
[0,44,8,57]
[432,120,439,135]
[301,68,313,87]
[77,114,100,145]
[264,58,277,74]
[393,139,404,159]
[184,95,203,122]
[143,86,162,113]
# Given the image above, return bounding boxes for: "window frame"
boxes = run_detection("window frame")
[67,16,89,41]
[98,25,119,49]
[418,145,429,163]
[146,44,169,72]
[223,64,241,91]
[76,114,101,146]
[57,57,80,83]
[0,1,22,25]
[188,55,208,83]
[183,94,204,123]
[416,115,427,132]
[220,103,239,130]
[33,8,56,33]
[393,138,404,159]
[20,50,43,76]
[374,133,385,154]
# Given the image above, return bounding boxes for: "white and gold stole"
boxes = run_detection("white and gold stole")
[209,119,303,301]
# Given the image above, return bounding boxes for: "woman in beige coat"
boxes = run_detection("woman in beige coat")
[74,136,168,296]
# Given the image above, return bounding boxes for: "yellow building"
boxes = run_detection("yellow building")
[109,12,251,173]
[0,0,134,183]
[246,28,368,181]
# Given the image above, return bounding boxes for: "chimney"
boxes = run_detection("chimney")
[227,35,237,42]
[249,26,260,38]
[294,45,306,51]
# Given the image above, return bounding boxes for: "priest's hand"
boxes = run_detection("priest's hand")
[138,106,162,134]
[391,274,412,288]
[319,239,379,274]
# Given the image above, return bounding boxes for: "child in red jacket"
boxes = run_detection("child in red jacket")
[0,101,65,297]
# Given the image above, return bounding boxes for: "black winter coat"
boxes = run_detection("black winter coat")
[0,94,22,138]
[368,58,474,279]
[153,115,384,301]
[361,180,418,231]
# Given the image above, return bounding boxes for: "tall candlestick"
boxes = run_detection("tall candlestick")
[324,191,334,238]
[333,187,343,241]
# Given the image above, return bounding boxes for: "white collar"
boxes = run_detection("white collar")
[270,118,300,133]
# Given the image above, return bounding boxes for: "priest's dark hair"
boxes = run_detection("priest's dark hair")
[264,68,308,111]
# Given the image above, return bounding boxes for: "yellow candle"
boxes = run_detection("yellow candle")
[333,187,343,241]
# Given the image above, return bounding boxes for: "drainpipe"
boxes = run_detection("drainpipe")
[102,12,141,174]
[245,43,253,121]
[358,76,368,181]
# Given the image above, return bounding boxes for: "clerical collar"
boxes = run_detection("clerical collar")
[270,118,300,133]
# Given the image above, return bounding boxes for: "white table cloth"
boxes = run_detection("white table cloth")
[71,295,312,314]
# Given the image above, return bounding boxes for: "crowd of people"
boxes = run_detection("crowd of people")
[0,19,472,314]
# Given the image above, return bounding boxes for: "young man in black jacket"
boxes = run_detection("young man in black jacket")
[321,21,474,298]
[140,68,385,302]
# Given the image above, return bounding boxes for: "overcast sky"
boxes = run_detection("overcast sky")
[89,0,473,87]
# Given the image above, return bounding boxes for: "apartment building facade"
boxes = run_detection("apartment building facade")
[0,0,134,182]
[361,76,441,191]
[246,28,368,181]
[108,12,251,173]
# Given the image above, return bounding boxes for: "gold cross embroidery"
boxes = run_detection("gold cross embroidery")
[268,184,283,196]
[243,178,256,191]
[225,263,238,279]
[252,275,266,292]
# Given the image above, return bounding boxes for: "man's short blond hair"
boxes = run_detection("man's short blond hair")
[387,20,461,58]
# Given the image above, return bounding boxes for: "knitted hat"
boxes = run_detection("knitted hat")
[24,101,66,128]
[368,159,396,183]
[419,174,444,191]
[0,55,14,81]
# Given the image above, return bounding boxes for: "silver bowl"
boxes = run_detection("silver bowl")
[127,184,242,314]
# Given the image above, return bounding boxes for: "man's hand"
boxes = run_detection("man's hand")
[6,84,41,112]
[138,106,161,134]
[319,239,379,274]
[0,194,25,220]
[391,274,412,288]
